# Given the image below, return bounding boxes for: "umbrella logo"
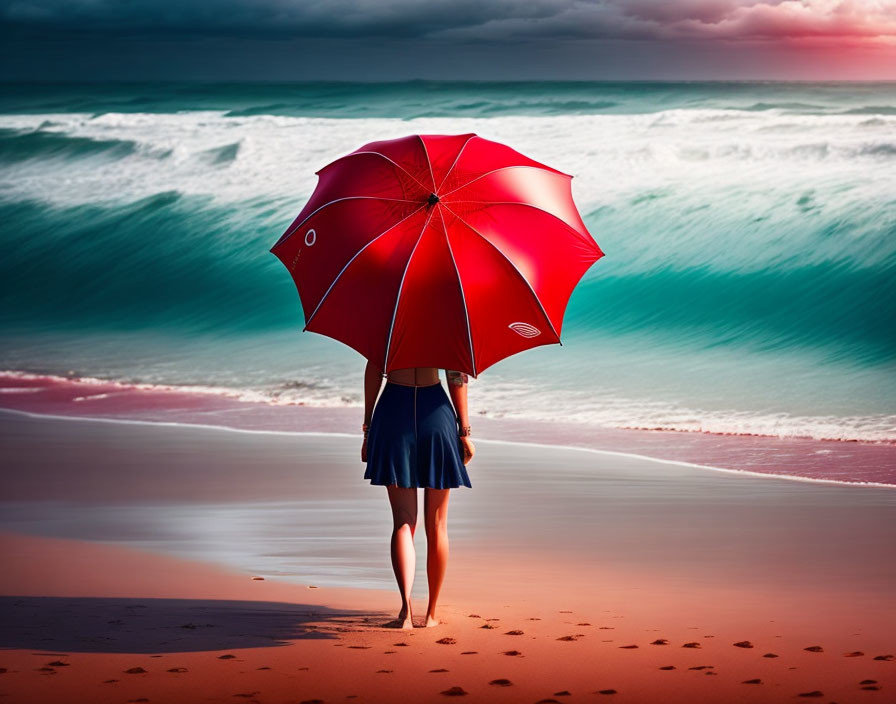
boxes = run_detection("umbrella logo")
[509,322,541,338]
[304,229,317,246]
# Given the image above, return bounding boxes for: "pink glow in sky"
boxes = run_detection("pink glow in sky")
[2,0,895,79]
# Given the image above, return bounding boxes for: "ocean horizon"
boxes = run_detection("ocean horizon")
[1,80,894,485]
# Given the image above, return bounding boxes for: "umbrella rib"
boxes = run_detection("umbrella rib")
[383,207,436,372]
[272,196,421,251]
[358,150,432,194]
[321,149,432,194]
[440,164,571,200]
[439,212,477,377]
[444,199,600,250]
[302,204,428,331]
[416,135,437,192]
[441,204,561,344]
[434,133,478,194]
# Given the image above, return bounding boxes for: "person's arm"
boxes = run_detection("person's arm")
[361,360,384,461]
[445,370,475,465]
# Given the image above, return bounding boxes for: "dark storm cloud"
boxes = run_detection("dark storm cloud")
[0,0,566,39]
[3,0,894,42]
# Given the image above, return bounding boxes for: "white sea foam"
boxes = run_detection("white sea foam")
[1,108,894,274]
[3,369,894,444]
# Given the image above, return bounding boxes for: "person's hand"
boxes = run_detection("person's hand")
[361,436,368,463]
[460,436,475,465]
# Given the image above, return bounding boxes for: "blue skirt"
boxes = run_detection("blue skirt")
[364,381,472,489]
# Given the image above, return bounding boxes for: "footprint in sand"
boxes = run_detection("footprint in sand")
[528,617,542,621]
[535,699,562,703]
[489,679,512,686]
[844,651,865,657]
[762,653,778,658]
[217,654,237,659]
[102,679,118,683]
[468,614,481,618]
[688,665,714,671]
[797,691,824,698]
[300,700,325,704]
[505,630,524,635]
[384,650,397,654]
[503,650,522,656]
[35,667,55,674]
[659,666,676,670]
[803,646,824,652]
[233,693,260,698]
[461,651,478,655]
[166,667,188,673]
[46,661,69,667]
[480,624,497,629]
[860,679,878,685]
[553,690,572,696]
[348,645,371,649]
[556,635,580,642]
[126,699,149,703]
[650,639,668,646]
[429,669,449,673]
[595,689,617,695]
[124,667,147,674]
[440,685,467,696]
[619,645,638,649]
[485,618,500,621]
[682,642,701,649]
[393,642,410,647]
[599,626,614,630]
[376,669,393,673]
[733,641,754,648]
[742,678,762,685]
[436,638,456,645]
[873,654,894,661]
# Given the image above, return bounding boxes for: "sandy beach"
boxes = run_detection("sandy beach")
[1,409,894,703]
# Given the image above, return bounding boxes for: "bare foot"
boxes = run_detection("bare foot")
[385,607,414,629]
[383,616,414,629]
[424,615,441,628]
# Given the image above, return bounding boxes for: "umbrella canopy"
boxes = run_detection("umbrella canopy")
[270,133,604,377]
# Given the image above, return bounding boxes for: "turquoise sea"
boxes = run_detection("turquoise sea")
[1,81,894,480]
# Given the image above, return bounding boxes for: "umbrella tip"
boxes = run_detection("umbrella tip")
[427,192,440,206]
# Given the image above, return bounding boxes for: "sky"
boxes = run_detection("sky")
[1,0,895,81]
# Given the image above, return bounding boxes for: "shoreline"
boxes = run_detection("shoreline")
[2,404,895,491]
[2,368,896,488]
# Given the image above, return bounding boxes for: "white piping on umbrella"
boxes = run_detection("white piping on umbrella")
[443,199,599,248]
[439,163,571,200]
[272,195,420,250]
[440,211,477,378]
[434,134,478,194]
[441,203,562,346]
[416,135,437,193]
[383,207,437,373]
[302,204,428,330]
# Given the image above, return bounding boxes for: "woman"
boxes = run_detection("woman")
[361,361,475,629]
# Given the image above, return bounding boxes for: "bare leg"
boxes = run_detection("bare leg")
[387,485,417,629]
[423,487,451,627]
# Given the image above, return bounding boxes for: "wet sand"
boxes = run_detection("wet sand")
[0,409,894,702]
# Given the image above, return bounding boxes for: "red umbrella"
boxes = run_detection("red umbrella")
[270,133,604,377]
